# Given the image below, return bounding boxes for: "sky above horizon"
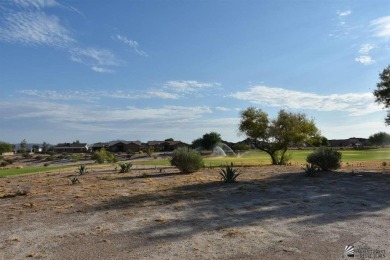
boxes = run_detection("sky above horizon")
[1,0,390,144]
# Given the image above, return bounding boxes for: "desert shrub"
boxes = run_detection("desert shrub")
[306,147,342,171]
[5,159,14,164]
[22,153,32,159]
[45,156,54,161]
[35,155,44,160]
[170,147,203,174]
[145,147,155,157]
[76,165,88,175]
[91,148,117,164]
[71,153,82,162]
[0,161,9,167]
[118,162,132,173]
[219,163,241,183]
[303,163,320,177]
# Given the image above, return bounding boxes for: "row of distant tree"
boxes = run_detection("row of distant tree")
[0,130,389,156]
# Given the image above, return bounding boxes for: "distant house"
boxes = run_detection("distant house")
[53,142,89,153]
[91,142,108,152]
[329,137,367,148]
[91,141,142,153]
[162,141,188,151]
[107,141,142,153]
[147,140,188,152]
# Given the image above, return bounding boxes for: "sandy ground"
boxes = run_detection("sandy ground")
[1,163,390,259]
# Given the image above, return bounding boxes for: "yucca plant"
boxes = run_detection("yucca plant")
[219,163,241,183]
[303,163,320,177]
[76,165,88,175]
[119,162,132,173]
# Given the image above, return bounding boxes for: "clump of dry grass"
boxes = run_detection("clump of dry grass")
[155,216,168,223]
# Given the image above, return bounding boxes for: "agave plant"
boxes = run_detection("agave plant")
[219,163,241,183]
[119,162,132,173]
[76,165,88,175]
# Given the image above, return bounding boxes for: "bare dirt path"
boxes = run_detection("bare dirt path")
[1,165,390,259]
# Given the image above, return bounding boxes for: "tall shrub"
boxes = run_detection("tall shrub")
[306,147,342,171]
[170,147,203,174]
[91,148,117,164]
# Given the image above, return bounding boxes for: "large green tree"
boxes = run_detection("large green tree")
[42,142,50,153]
[191,132,222,150]
[0,141,13,154]
[239,107,320,165]
[201,132,222,150]
[368,132,390,146]
[373,65,390,124]
[20,139,27,153]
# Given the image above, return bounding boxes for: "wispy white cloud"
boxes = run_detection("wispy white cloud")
[329,10,359,38]
[320,120,388,139]
[0,100,212,124]
[116,34,148,57]
[0,99,235,142]
[358,43,375,54]
[13,0,59,9]
[18,80,220,101]
[0,1,119,73]
[337,10,351,17]
[371,16,390,38]
[215,107,230,112]
[91,66,114,73]
[355,55,375,65]
[19,89,180,100]
[163,80,221,93]
[0,11,74,47]
[146,91,180,99]
[19,89,90,100]
[231,85,382,116]
[69,47,120,72]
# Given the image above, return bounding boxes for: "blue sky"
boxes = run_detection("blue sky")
[1,0,390,144]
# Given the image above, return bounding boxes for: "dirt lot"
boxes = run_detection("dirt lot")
[1,163,390,259]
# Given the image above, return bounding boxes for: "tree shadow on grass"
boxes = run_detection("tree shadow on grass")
[89,170,390,243]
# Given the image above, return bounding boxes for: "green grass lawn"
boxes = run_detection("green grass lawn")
[133,148,390,167]
[0,166,73,178]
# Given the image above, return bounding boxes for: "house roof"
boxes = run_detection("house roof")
[54,143,88,148]
[147,141,164,146]
[92,141,142,147]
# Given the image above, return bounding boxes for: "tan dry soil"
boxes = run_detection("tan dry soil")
[1,164,390,259]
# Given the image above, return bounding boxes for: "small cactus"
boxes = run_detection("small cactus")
[70,177,80,184]
[76,165,88,175]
